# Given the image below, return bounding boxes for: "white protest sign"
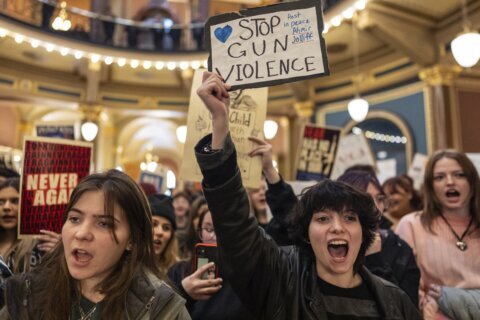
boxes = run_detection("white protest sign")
[407,153,428,190]
[330,134,376,180]
[181,69,267,189]
[466,153,480,176]
[205,0,329,90]
[377,158,397,184]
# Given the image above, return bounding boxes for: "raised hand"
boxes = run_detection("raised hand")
[181,262,223,300]
[36,229,61,252]
[248,136,280,184]
[197,71,231,150]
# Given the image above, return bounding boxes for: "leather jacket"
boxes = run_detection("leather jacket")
[195,133,421,320]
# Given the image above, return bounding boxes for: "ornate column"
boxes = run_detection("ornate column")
[419,64,462,152]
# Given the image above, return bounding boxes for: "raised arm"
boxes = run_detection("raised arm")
[248,136,298,246]
[194,73,296,317]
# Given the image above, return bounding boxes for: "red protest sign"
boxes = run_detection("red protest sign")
[295,124,340,181]
[19,137,92,237]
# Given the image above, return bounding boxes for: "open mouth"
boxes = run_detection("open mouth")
[153,239,162,246]
[327,240,349,260]
[446,190,460,198]
[73,249,93,263]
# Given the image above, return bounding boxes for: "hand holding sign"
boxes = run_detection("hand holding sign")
[196,71,231,150]
[206,0,329,90]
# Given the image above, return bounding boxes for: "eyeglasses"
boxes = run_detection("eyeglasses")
[374,194,390,210]
[198,227,216,241]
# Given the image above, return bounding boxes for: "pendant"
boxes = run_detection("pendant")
[456,241,467,251]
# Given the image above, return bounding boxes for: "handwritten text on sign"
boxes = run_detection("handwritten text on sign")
[206,0,328,90]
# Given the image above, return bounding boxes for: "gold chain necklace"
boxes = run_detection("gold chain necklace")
[78,303,97,320]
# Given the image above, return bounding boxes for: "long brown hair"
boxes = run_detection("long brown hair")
[421,149,480,232]
[157,235,180,279]
[33,169,158,319]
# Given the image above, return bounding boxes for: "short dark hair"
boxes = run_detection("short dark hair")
[0,168,20,179]
[290,179,378,273]
[0,177,20,192]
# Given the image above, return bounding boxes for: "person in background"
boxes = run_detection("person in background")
[0,178,60,274]
[168,207,253,320]
[396,149,480,319]
[174,192,194,260]
[337,171,420,306]
[383,174,423,230]
[0,170,189,319]
[189,196,208,232]
[148,194,180,279]
[194,71,420,319]
[173,192,191,231]
[247,177,272,229]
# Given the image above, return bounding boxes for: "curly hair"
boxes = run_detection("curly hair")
[289,179,378,273]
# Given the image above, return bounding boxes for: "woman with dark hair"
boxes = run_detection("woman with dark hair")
[337,171,420,306]
[383,174,422,230]
[168,207,253,319]
[397,149,480,319]
[194,72,420,319]
[0,178,59,274]
[148,194,180,279]
[1,170,189,319]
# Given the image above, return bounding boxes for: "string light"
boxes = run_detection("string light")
[364,130,407,144]
[117,58,126,67]
[1,27,210,71]
[167,62,177,70]
[130,60,139,68]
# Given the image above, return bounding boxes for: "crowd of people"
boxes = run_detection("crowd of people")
[0,72,478,319]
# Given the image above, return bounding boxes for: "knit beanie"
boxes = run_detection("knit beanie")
[148,194,177,230]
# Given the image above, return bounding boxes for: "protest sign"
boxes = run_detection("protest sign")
[205,0,329,90]
[407,153,428,191]
[296,124,340,181]
[377,158,397,184]
[36,124,75,140]
[467,153,480,176]
[19,137,92,236]
[181,69,267,189]
[139,171,164,193]
[330,134,377,180]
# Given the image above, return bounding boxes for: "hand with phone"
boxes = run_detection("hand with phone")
[181,262,223,300]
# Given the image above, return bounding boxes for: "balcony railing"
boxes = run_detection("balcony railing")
[0,0,345,53]
[0,0,205,52]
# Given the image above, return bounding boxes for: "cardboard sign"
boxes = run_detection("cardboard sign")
[19,137,92,236]
[330,134,377,180]
[466,153,480,177]
[181,69,267,189]
[36,124,75,140]
[205,0,329,90]
[139,171,164,193]
[377,158,397,184]
[407,153,428,191]
[296,124,340,181]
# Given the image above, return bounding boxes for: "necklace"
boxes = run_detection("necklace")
[439,214,474,251]
[78,304,97,320]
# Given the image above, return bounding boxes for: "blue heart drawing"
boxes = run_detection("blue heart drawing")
[214,25,232,43]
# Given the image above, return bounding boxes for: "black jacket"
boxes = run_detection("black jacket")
[168,260,253,320]
[265,177,420,306]
[195,134,421,320]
